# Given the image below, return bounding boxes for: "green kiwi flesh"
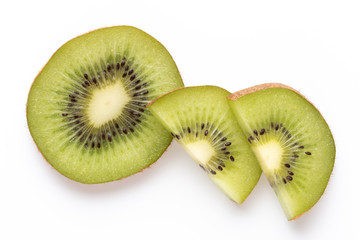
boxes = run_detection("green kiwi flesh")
[27,26,184,183]
[227,83,335,220]
[148,86,261,204]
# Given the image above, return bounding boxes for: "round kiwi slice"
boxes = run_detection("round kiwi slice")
[147,86,261,204]
[27,26,184,183]
[227,83,335,220]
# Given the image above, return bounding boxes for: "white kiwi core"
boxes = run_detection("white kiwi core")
[185,140,215,166]
[251,140,284,173]
[87,82,130,127]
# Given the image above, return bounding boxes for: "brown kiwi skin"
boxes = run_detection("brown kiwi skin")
[27,26,182,184]
[228,82,336,220]
[227,83,298,100]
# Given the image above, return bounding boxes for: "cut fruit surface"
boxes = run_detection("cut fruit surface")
[228,83,335,220]
[27,26,184,183]
[148,86,261,204]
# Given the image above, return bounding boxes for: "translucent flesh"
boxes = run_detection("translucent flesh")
[148,86,261,204]
[228,86,335,220]
[27,26,183,183]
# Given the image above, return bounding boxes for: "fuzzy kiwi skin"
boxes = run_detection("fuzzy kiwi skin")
[227,83,335,220]
[27,26,184,184]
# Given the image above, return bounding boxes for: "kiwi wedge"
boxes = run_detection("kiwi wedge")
[27,26,184,183]
[227,83,335,220]
[148,86,261,203]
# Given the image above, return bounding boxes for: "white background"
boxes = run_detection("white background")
[1,0,359,239]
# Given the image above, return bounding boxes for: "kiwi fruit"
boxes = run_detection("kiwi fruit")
[147,86,261,203]
[27,26,184,183]
[227,83,335,220]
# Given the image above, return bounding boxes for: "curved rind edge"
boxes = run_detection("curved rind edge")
[227,82,336,221]
[227,83,298,101]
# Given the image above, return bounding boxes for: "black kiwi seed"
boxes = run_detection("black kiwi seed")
[283,178,287,184]
[219,162,226,168]
[199,164,207,172]
[253,130,258,136]
[288,171,294,175]
[305,152,312,155]
[173,122,235,173]
[260,128,265,135]
[284,163,291,168]
[62,113,68,116]
[275,124,279,131]
[84,73,89,79]
[286,176,293,181]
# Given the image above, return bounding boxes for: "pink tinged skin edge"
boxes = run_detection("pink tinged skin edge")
[227,83,336,220]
